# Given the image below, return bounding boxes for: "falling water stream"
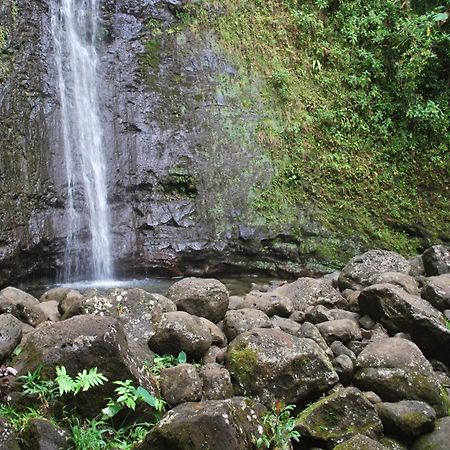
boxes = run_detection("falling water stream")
[51,0,113,281]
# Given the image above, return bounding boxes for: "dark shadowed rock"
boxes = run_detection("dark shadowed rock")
[0,287,47,327]
[379,437,407,450]
[199,363,233,400]
[239,291,293,317]
[20,418,70,450]
[159,364,203,407]
[0,418,19,450]
[296,387,383,447]
[333,355,354,384]
[273,277,347,311]
[332,434,386,450]
[411,416,450,450]
[0,314,22,361]
[134,397,264,450]
[376,401,436,437]
[149,311,212,359]
[226,328,338,405]
[305,305,359,324]
[409,255,425,278]
[338,250,410,291]
[422,245,450,276]
[166,278,229,323]
[421,275,450,311]
[223,309,272,341]
[359,283,450,364]
[354,338,450,416]
[199,317,227,347]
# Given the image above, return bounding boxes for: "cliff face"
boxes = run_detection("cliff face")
[0,0,314,286]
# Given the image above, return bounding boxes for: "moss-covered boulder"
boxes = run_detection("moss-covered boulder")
[20,418,70,450]
[332,434,386,450]
[296,387,383,448]
[411,417,450,450]
[376,401,436,438]
[354,338,450,417]
[226,328,338,405]
[135,397,264,450]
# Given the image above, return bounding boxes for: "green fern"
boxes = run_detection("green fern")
[74,368,108,394]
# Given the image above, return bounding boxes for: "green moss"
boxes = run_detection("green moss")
[227,344,258,388]
[173,0,449,268]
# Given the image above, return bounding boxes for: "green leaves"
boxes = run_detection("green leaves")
[149,351,188,377]
[55,366,108,396]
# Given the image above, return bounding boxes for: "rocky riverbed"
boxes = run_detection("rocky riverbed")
[1,245,450,449]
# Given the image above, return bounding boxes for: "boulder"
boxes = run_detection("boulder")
[373,272,419,295]
[159,364,203,407]
[239,291,293,317]
[273,277,347,311]
[13,315,151,417]
[0,418,20,450]
[0,314,22,361]
[379,437,407,450]
[199,363,233,400]
[296,387,383,446]
[305,305,359,324]
[411,416,450,450]
[409,255,425,278]
[199,318,227,347]
[135,397,264,450]
[298,322,334,358]
[226,328,338,404]
[166,277,229,323]
[330,341,356,362]
[422,245,450,276]
[0,287,47,327]
[333,355,354,384]
[359,283,450,364]
[316,319,362,345]
[20,418,70,450]
[149,311,212,359]
[332,434,386,450]
[201,346,226,365]
[37,301,60,321]
[421,275,450,311]
[376,401,436,437]
[354,338,450,416]
[40,287,72,303]
[338,250,410,291]
[223,309,272,341]
[270,315,302,335]
[58,290,83,317]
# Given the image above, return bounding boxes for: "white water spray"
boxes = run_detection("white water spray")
[51,0,113,280]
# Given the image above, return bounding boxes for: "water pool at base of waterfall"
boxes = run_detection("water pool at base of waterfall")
[17,275,286,299]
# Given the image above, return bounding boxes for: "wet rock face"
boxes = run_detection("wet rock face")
[0,0,302,286]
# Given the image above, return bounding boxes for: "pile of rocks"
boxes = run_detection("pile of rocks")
[0,245,449,449]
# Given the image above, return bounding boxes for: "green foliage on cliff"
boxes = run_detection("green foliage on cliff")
[178,0,450,266]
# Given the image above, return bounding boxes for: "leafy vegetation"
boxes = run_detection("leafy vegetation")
[147,350,188,378]
[256,401,300,449]
[2,365,165,449]
[172,0,449,266]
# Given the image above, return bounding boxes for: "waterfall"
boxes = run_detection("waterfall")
[51,0,113,281]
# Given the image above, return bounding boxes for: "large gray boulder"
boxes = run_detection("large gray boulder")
[135,397,264,450]
[411,417,450,450]
[354,338,450,416]
[376,400,436,437]
[226,328,338,404]
[338,250,410,291]
[166,277,229,323]
[316,319,362,344]
[0,314,22,361]
[239,291,293,317]
[359,283,450,364]
[422,245,450,276]
[0,287,47,327]
[148,311,212,359]
[13,315,152,417]
[273,277,347,311]
[223,309,272,341]
[373,271,419,295]
[421,275,450,311]
[296,387,383,447]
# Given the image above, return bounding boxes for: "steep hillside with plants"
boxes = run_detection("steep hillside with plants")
[172,0,449,266]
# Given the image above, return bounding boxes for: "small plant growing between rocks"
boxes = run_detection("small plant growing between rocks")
[4,365,164,449]
[256,401,300,450]
[148,351,187,378]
